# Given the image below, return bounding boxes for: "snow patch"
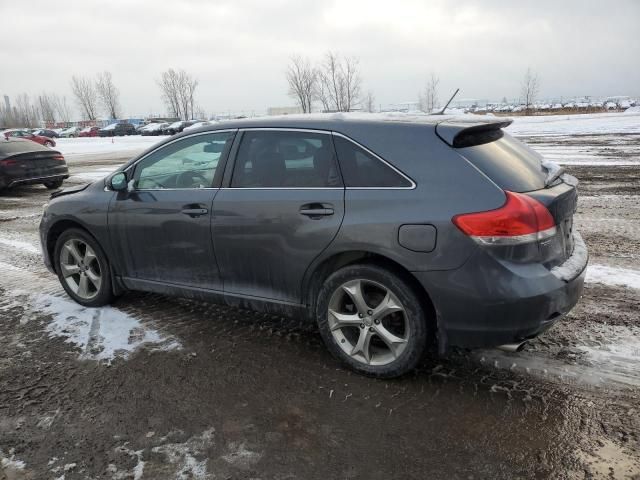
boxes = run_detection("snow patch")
[35,294,180,362]
[152,428,215,479]
[0,449,26,472]
[0,235,40,254]
[222,441,262,468]
[71,166,117,182]
[586,264,640,290]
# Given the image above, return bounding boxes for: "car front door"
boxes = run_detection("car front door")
[213,129,345,304]
[109,130,236,290]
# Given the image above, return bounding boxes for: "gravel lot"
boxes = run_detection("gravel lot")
[0,129,639,479]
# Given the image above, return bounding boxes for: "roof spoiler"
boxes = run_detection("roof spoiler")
[436,118,513,148]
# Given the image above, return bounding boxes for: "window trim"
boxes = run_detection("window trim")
[331,132,416,190]
[220,128,416,191]
[114,129,237,191]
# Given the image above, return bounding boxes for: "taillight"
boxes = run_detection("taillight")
[52,154,65,161]
[452,191,556,245]
[0,159,17,166]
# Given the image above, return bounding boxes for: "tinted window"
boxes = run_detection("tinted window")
[134,132,234,189]
[457,133,546,193]
[333,136,412,187]
[231,131,342,188]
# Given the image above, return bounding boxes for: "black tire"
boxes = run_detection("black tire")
[316,264,429,378]
[44,179,63,189]
[54,228,114,307]
[44,141,54,147]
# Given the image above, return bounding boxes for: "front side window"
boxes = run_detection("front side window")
[231,131,342,188]
[333,136,412,188]
[134,131,234,189]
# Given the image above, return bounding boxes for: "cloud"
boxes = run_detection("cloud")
[1,0,638,119]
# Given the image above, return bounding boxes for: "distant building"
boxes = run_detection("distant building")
[267,106,303,116]
[3,95,10,111]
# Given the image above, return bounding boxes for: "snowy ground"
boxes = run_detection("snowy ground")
[1,112,639,478]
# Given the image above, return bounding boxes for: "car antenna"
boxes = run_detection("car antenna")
[435,88,460,115]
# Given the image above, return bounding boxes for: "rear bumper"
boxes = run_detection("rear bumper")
[413,232,588,350]
[1,172,69,189]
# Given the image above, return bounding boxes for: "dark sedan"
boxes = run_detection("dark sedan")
[0,138,69,190]
[34,129,60,139]
[98,122,137,137]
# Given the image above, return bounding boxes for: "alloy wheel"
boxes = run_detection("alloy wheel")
[328,279,409,366]
[59,238,102,300]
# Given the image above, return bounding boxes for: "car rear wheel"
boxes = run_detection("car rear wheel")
[44,141,53,147]
[54,228,114,307]
[44,180,63,189]
[316,264,428,378]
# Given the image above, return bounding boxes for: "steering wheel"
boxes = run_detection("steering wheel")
[177,171,209,188]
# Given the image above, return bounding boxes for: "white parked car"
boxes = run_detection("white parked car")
[604,102,618,110]
[60,126,82,138]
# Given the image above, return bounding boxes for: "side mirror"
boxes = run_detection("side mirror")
[110,172,127,191]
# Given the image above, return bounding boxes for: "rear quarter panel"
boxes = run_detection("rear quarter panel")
[317,122,506,273]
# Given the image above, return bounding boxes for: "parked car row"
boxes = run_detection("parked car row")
[467,98,637,114]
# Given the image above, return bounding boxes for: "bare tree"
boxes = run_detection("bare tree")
[363,91,376,112]
[158,69,199,120]
[419,74,440,113]
[38,92,58,124]
[316,52,362,112]
[71,75,98,120]
[285,55,316,113]
[521,67,540,114]
[15,94,39,127]
[53,95,72,124]
[96,71,121,119]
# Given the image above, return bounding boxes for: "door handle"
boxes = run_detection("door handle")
[299,203,334,218]
[181,208,208,217]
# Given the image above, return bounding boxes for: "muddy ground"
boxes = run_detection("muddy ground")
[0,139,639,479]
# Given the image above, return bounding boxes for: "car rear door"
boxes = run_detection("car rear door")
[108,131,236,290]
[212,129,345,304]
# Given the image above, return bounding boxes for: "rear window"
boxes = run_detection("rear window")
[457,133,546,192]
[333,136,412,188]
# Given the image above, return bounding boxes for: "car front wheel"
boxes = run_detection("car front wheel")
[316,264,429,378]
[54,228,114,307]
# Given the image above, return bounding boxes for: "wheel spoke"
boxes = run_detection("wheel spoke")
[77,273,90,297]
[374,324,408,358]
[328,309,362,331]
[83,245,97,265]
[60,262,80,278]
[85,269,101,291]
[371,291,403,322]
[64,241,83,264]
[351,328,373,364]
[342,280,371,314]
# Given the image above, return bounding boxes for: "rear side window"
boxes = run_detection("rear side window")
[333,136,412,188]
[457,133,546,193]
[231,131,342,188]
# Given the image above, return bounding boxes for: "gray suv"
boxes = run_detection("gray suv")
[39,115,587,377]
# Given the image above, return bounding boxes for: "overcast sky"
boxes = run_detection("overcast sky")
[1,0,638,118]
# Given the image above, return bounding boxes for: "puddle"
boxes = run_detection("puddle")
[477,325,640,389]
[586,264,640,290]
